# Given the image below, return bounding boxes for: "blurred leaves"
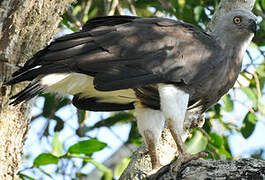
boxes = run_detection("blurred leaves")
[27,138,108,179]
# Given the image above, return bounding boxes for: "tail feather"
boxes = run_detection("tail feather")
[9,81,45,105]
[6,64,69,86]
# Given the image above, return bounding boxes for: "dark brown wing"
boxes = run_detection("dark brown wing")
[7,16,221,106]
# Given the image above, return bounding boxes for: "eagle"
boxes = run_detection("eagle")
[6,9,257,171]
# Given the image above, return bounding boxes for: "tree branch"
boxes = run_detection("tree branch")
[151,158,265,179]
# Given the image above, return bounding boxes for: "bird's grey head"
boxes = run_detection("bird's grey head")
[212,10,257,46]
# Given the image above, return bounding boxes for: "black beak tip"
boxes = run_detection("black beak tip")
[248,19,257,35]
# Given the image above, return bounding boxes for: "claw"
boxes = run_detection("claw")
[201,150,214,159]
[171,151,209,172]
[149,150,210,179]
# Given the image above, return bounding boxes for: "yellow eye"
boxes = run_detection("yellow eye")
[233,17,241,24]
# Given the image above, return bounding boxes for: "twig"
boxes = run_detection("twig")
[246,49,254,65]
[117,3,124,15]
[66,9,82,30]
[253,72,262,113]
[232,98,256,114]
[128,0,137,16]
[259,0,265,12]
[30,113,42,122]
[80,0,92,24]
[253,72,262,98]
[108,0,119,16]
[108,126,125,144]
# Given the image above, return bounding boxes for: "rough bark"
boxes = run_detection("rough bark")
[152,158,265,180]
[0,0,74,179]
[120,0,257,179]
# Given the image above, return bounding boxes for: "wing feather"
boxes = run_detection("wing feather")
[7,15,221,106]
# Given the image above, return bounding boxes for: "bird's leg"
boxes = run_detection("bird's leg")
[134,102,165,170]
[167,122,208,172]
[143,130,161,169]
[158,84,207,173]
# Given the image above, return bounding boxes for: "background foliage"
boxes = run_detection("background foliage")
[19,0,265,179]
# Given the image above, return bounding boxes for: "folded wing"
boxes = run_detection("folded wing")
[7,16,220,109]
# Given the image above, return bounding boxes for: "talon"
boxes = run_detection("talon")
[200,150,214,159]
[171,151,209,172]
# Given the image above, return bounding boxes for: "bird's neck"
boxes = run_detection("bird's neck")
[217,34,253,86]
[211,31,253,66]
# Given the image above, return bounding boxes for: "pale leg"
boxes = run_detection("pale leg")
[134,102,165,169]
[158,84,207,172]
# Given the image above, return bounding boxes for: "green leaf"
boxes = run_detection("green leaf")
[256,63,265,77]
[222,94,234,112]
[72,5,82,16]
[33,153,59,167]
[19,173,36,180]
[127,121,141,146]
[194,6,203,21]
[68,139,107,155]
[258,100,265,116]
[210,132,223,148]
[114,158,130,178]
[241,112,258,138]
[178,0,186,7]
[241,87,258,109]
[52,132,64,157]
[218,146,232,159]
[186,130,208,154]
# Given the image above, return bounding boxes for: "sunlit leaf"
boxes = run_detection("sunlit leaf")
[115,158,130,178]
[68,139,107,155]
[258,100,265,116]
[186,130,208,154]
[52,132,64,157]
[241,87,258,109]
[33,153,59,167]
[210,132,223,148]
[222,94,234,112]
[194,6,203,21]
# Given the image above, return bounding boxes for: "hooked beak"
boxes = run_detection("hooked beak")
[248,19,257,35]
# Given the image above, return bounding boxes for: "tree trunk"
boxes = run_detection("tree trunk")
[0,0,74,179]
[120,0,256,179]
